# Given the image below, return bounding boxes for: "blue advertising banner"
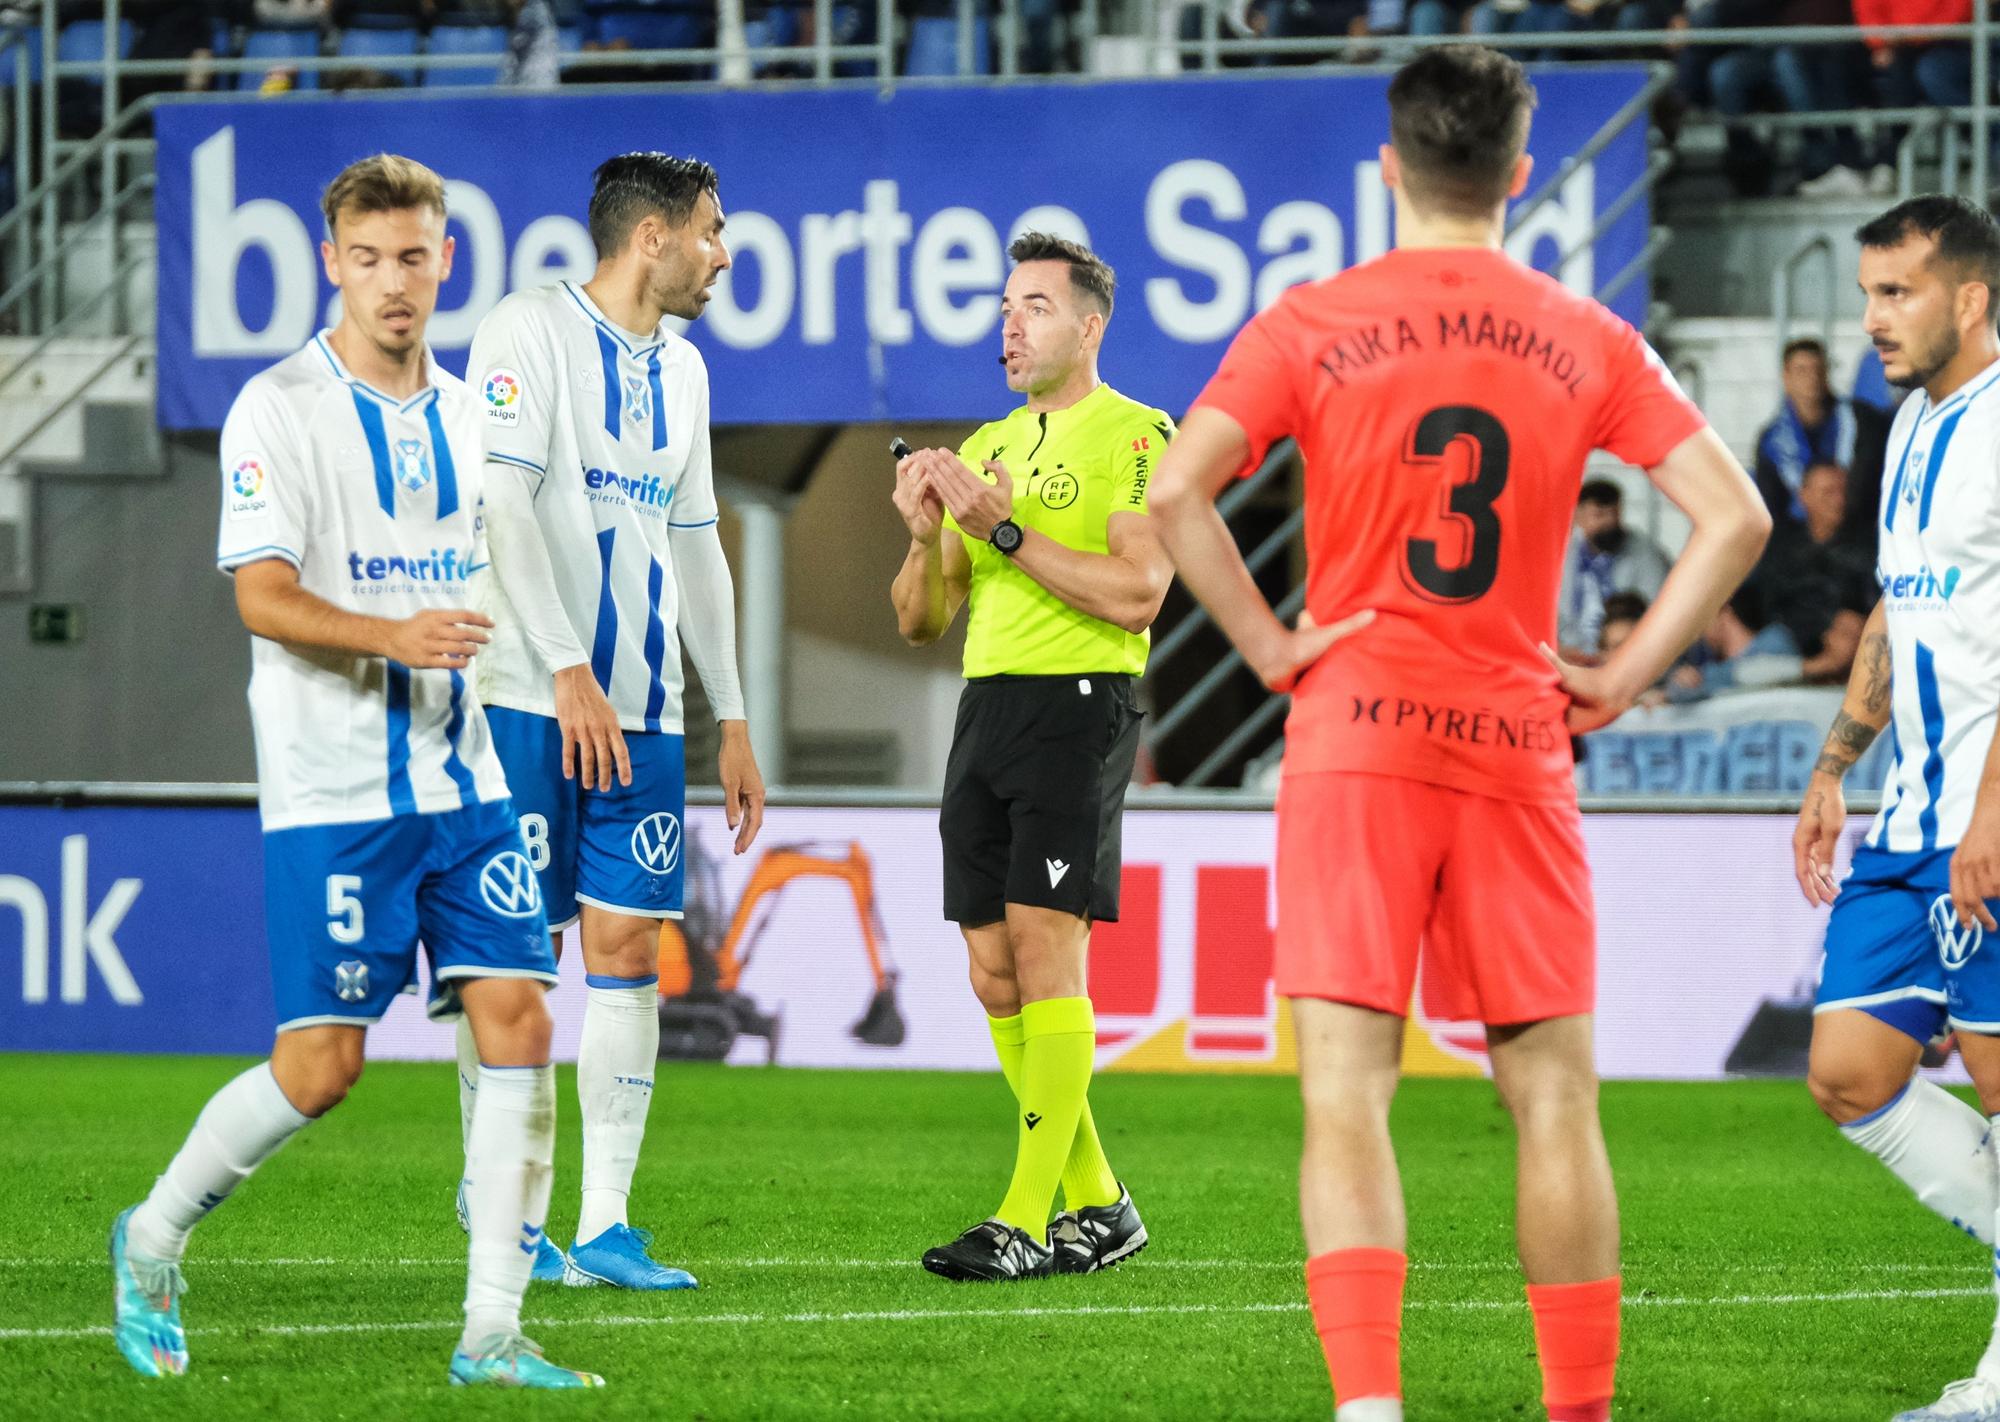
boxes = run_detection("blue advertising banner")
[1577,688,1895,798]
[152,70,1653,430]
[0,807,273,1054]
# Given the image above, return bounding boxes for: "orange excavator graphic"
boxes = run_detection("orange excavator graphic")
[654,830,906,1062]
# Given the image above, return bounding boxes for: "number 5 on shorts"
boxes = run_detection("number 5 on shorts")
[327,874,364,944]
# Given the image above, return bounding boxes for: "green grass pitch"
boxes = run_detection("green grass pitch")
[0,1053,1990,1420]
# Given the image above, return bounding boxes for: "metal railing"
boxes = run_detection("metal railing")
[5,6,1981,785]
[1773,232,1836,358]
[1149,62,1680,785]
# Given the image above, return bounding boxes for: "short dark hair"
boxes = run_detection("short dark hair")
[1579,478,1622,508]
[588,152,719,260]
[1782,337,1828,365]
[1856,194,2000,318]
[1602,591,1649,625]
[1008,232,1115,318]
[1387,46,1537,219]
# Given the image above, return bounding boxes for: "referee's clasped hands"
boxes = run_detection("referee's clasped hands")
[894,449,1013,543]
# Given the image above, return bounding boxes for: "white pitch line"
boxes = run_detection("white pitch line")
[1,1286,1989,1345]
[0,1256,1976,1280]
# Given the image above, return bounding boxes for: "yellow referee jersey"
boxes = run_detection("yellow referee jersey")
[945,382,1174,680]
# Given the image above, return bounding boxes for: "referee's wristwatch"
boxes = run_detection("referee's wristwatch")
[988,518,1024,557]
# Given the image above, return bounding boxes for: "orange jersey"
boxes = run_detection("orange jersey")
[1193,248,1706,807]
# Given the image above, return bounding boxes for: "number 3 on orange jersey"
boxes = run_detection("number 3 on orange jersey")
[1401,404,1509,605]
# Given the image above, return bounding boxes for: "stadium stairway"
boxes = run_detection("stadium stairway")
[0,210,161,597]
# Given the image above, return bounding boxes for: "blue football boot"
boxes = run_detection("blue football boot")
[108,1206,188,1378]
[563,1223,698,1290]
[459,1181,566,1282]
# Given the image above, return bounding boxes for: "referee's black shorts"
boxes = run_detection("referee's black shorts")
[939,672,1143,926]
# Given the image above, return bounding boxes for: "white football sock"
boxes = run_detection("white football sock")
[577,977,658,1244]
[462,1064,556,1353]
[455,1014,480,1154]
[127,1062,311,1262]
[1978,1125,2000,1382]
[1840,1078,1996,1244]
[1335,1398,1403,1422]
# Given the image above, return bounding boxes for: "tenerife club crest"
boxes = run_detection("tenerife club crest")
[623,373,652,430]
[393,438,433,494]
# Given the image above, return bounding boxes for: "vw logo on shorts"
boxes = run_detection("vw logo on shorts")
[480,850,543,919]
[631,812,683,876]
[1931,894,1985,970]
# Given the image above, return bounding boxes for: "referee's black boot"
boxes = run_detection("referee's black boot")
[1050,1183,1148,1275]
[920,1218,1055,1282]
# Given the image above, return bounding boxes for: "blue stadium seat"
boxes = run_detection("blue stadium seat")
[424,23,506,86]
[337,25,422,86]
[904,16,990,76]
[238,27,323,90]
[58,19,137,67]
[0,28,44,88]
[557,24,585,52]
[589,6,709,52]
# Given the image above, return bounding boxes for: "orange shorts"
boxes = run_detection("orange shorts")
[1274,771,1596,1025]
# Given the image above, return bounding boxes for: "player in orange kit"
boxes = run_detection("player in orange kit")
[1147,46,1770,1422]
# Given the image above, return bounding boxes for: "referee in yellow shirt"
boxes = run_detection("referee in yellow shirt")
[890,233,1174,1282]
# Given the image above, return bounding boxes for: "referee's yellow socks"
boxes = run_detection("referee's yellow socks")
[988,1012,1121,1212]
[996,997,1114,1234]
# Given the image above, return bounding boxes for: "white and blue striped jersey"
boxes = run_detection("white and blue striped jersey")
[467,281,740,732]
[215,332,510,832]
[1866,357,2000,853]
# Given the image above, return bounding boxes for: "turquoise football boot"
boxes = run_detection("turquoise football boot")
[449,1332,605,1389]
[108,1206,188,1378]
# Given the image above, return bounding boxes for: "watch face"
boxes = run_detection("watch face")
[992,520,1023,554]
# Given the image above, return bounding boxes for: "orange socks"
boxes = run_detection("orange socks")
[1527,1276,1621,1422]
[1305,1248,1407,1405]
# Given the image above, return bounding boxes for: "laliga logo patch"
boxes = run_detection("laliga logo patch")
[227,452,270,521]
[479,850,542,919]
[483,368,522,426]
[1931,894,1984,970]
[631,812,682,876]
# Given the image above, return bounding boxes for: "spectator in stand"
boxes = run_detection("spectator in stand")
[1753,337,1888,554]
[1556,478,1673,658]
[1850,342,1904,414]
[1598,590,1650,660]
[253,0,332,23]
[1675,0,1884,197]
[1753,460,1878,683]
[1857,0,1978,114]
[497,0,562,84]
[1597,591,1677,707]
[1467,0,1590,57]
[128,2,222,91]
[1664,584,1805,700]
[334,0,436,23]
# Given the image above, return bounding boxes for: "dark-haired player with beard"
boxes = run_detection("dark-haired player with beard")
[1792,195,2000,1422]
[1149,46,1769,1422]
[891,233,1173,1283]
[464,151,767,1291]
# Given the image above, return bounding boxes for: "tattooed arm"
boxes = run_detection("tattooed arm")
[1793,601,1890,906]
